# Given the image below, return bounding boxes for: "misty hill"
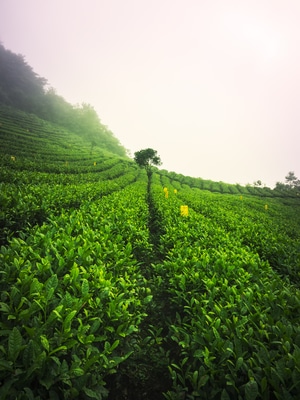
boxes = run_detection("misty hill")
[0,43,127,157]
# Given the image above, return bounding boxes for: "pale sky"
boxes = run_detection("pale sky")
[1,0,300,187]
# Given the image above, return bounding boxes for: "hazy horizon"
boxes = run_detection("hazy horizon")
[1,0,299,188]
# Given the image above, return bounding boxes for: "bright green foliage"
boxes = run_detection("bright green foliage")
[0,106,300,399]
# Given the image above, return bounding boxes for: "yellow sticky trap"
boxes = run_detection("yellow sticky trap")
[163,187,168,192]
[240,195,243,200]
[165,191,169,198]
[11,156,16,161]
[264,204,268,210]
[180,205,189,216]
[94,162,97,166]
[174,189,178,194]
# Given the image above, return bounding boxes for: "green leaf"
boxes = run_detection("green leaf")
[83,386,108,399]
[45,274,58,293]
[23,388,35,400]
[71,367,84,376]
[63,310,77,332]
[30,278,43,296]
[70,264,79,283]
[212,326,220,340]
[8,327,22,362]
[110,339,119,352]
[192,370,198,387]
[45,275,58,301]
[215,318,221,329]
[261,376,267,392]
[81,278,89,297]
[198,374,209,388]
[104,341,110,352]
[90,318,101,334]
[221,389,231,400]
[49,346,67,356]
[40,335,49,352]
[236,356,243,371]
[60,359,69,375]
[143,295,153,304]
[0,302,10,313]
[22,339,37,369]
[0,359,13,372]
[245,379,258,400]
[83,354,101,372]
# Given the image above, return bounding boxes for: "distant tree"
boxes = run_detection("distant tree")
[43,88,75,126]
[61,103,125,156]
[275,181,288,191]
[253,180,262,187]
[285,171,298,187]
[134,148,162,179]
[275,172,300,193]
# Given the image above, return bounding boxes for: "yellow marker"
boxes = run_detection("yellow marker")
[174,189,178,194]
[165,191,169,198]
[163,187,168,192]
[180,205,189,216]
[11,156,16,161]
[94,162,97,166]
[264,204,268,210]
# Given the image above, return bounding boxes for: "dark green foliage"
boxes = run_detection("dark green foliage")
[134,148,162,179]
[0,44,46,114]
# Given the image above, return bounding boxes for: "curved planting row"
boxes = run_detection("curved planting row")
[0,106,92,161]
[176,186,300,286]
[0,166,139,245]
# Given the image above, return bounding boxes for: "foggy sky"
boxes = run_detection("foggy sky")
[1,0,300,187]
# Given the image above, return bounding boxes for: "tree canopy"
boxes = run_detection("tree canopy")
[0,43,47,114]
[285,171,300,187]
[134,148,162,178]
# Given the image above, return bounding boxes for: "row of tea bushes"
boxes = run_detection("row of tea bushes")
[0,168,140,246]
[176,187,300,286]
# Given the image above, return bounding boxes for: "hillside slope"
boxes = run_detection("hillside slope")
[0,44,127,157]
[1,107,300,399]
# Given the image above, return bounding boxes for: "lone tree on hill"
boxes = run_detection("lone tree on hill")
[134,148,162,179]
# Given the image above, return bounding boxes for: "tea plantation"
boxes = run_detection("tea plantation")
[1,106,300,399]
